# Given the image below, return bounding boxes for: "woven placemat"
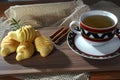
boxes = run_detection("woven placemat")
[0,17,10,42]
[16,72,89,80]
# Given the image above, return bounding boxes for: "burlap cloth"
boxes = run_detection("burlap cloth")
[0,0,120,80]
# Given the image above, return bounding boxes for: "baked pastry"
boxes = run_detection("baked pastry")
[8,25,40,42]
[0,24,54,61]
[34,35,54,57]
[0,35,19,57]
[16,41,34,61]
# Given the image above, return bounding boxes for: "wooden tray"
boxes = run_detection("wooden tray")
[1,27,120,75]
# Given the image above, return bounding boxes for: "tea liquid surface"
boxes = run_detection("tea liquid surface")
[82,15,114,28]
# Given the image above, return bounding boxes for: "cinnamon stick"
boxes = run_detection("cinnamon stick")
[50,27,68,41]
[50,27,64,39]
[54,28,70,44]
[50,27,70,44]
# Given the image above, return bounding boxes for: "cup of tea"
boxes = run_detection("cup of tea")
[69,10,119,46]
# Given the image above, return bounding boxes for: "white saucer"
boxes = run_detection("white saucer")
[67,31,120,59]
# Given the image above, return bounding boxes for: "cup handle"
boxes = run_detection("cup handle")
[116,28,120,39]
[69,21,81,34]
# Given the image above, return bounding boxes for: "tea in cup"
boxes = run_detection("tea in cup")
[69,10,118,46]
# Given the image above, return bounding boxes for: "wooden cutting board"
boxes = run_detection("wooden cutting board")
[0,27,120,75]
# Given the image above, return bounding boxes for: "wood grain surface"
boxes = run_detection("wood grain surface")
[1,27,120,76]
[90,71,120,80]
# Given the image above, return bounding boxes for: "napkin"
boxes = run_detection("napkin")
[5,0,87,28]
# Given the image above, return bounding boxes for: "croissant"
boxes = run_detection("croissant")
[16,41,34,61]
[7,31,17,41]
[0,35,19,57]
[24,25,40,42]
[8,25,40,42]
[34,36,54,57]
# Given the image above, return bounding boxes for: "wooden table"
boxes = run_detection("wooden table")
[0,0,120,80]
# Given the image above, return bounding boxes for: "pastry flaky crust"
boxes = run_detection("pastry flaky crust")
[16,41,35,61]
[0,35,19,57]
[35,36,54,57]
